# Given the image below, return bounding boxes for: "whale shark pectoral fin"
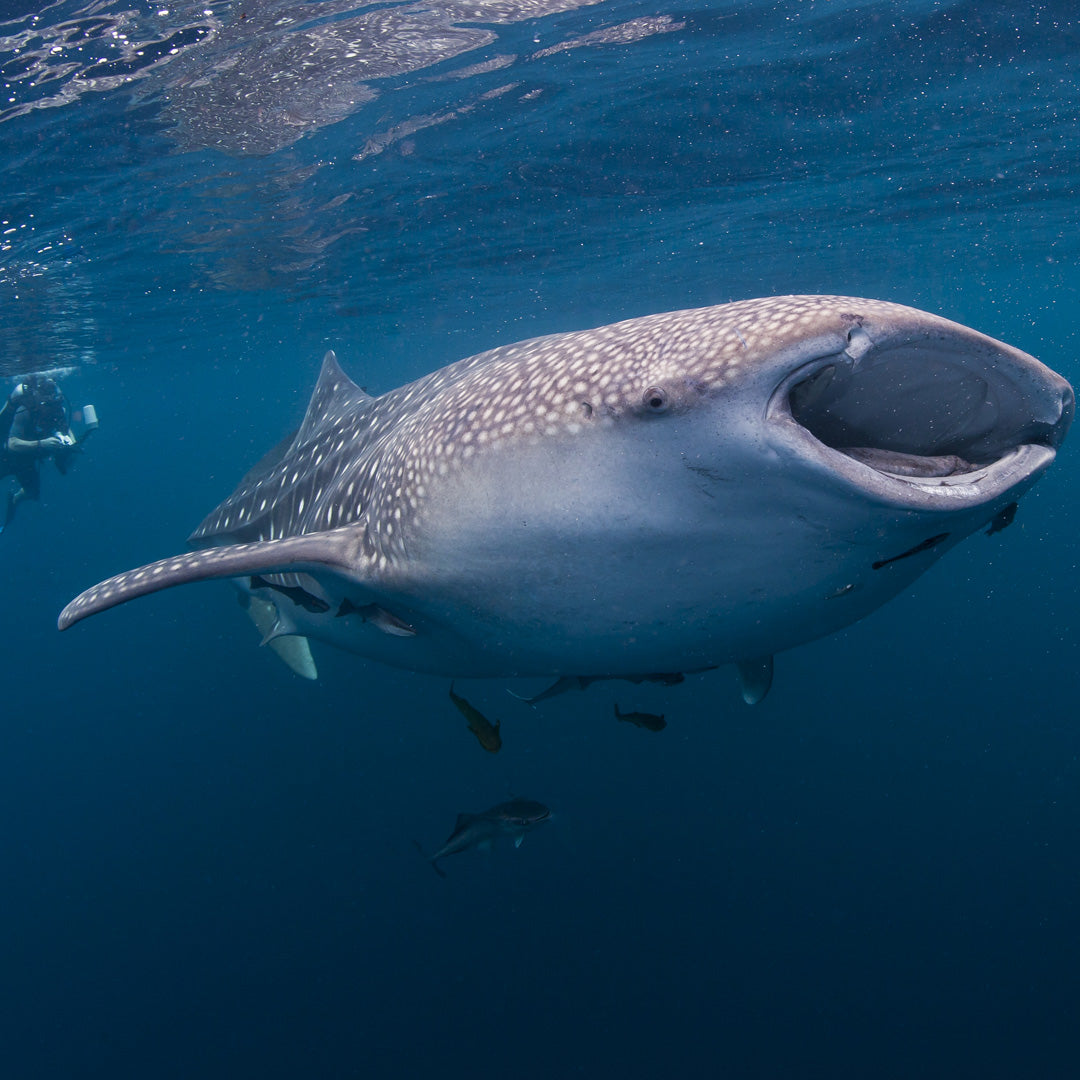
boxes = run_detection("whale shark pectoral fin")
[58,528,368,631]
[736,655,774,705]
[258,620,290,647]
[244,593,319,680]
[245,591,297,645]
[267,635,319,681]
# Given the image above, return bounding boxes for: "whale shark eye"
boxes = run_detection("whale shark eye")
[643,386,669,412]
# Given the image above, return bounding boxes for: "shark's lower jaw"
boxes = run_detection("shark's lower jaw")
[770,334,1074,512]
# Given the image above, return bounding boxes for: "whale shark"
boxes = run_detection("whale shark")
[59,297,1073,698]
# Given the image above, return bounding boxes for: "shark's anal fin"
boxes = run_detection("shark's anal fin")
[736,655,774,705]
[58,527,366,630]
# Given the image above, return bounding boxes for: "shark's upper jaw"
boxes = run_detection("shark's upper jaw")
[766,327,1074,512]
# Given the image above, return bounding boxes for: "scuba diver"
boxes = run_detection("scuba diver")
[0,374,93,533]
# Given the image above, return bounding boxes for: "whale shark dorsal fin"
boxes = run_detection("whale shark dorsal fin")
[58,527,368,630]
[295,350,372,446]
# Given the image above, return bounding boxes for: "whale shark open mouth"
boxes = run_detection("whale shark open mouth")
[771,335,1074,508]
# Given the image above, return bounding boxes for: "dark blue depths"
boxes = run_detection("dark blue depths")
[1,1,1079,1077]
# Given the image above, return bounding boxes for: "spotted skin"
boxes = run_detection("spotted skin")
[191,296,973,565]
[58,529,365,628]
[58,296,1072,686]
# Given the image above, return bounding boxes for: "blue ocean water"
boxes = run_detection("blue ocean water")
[2,1,1079,1076]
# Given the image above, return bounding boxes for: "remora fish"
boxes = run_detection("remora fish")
[58,297,1073,701]
[449,682,502,753]
[509,672,684,705]
[420,798,552,878]
[614,703,666,732]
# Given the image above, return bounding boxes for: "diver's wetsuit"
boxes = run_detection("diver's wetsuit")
[0,405,50,499]
[0,388,76,529]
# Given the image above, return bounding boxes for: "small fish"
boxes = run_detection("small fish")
[418,798,552,878]
[249,573,329,613]
[614,703,666,732]
[986,500,1018,535]
[449,682,502,752]
[509,671,685,706]
[871,532,950,570]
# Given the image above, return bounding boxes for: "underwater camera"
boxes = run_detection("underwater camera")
[72,403,99,440]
